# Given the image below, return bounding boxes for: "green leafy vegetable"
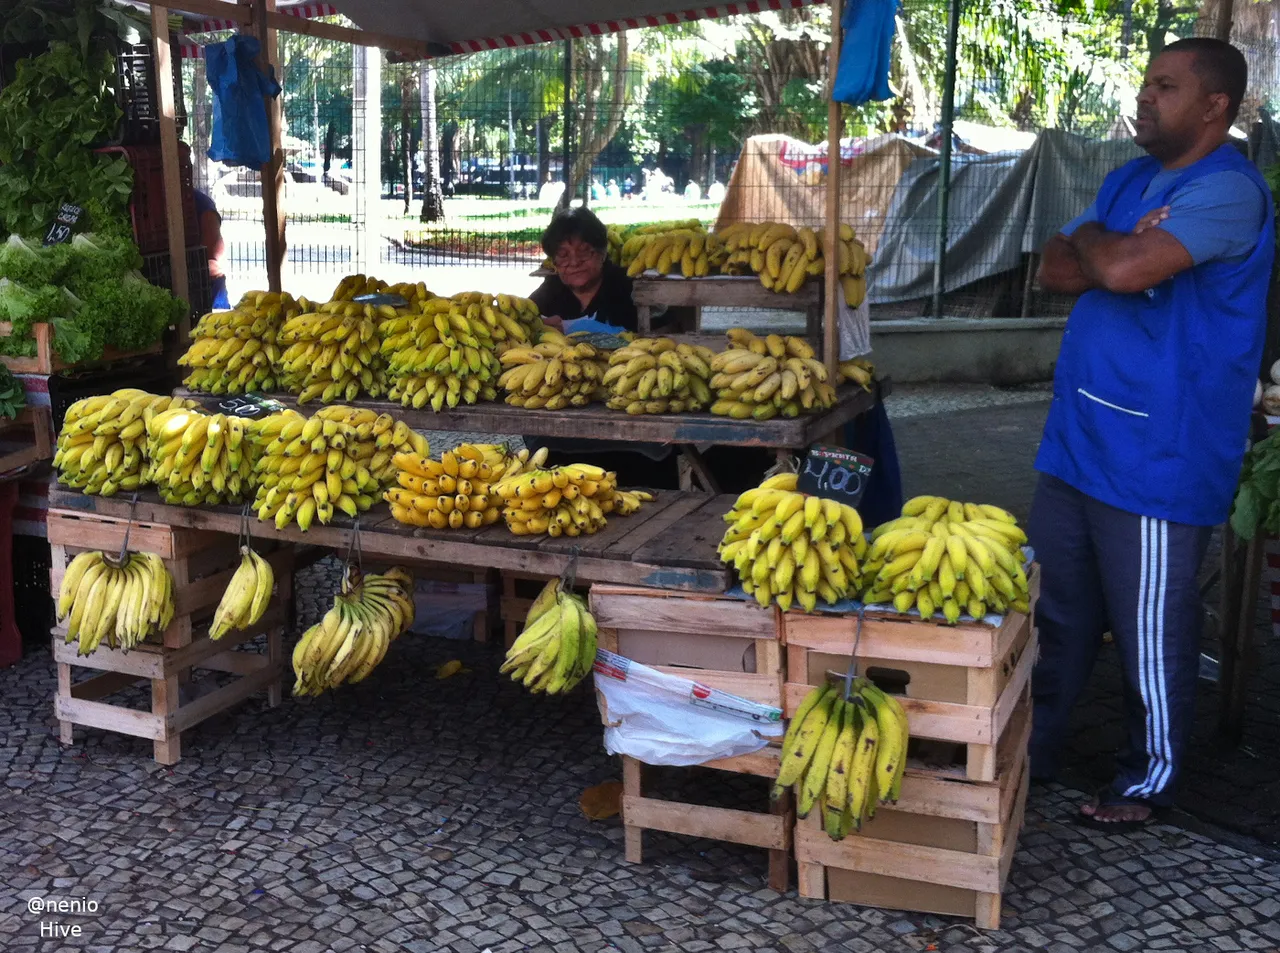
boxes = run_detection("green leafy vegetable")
[0,364,27,420]
[0,42,131,236]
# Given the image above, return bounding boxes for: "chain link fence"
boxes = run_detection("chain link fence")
[179,3,1280,311]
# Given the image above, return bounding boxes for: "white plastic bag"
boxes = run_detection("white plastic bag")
[593,649,783,766]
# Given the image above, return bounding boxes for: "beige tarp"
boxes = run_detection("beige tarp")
[714,134,934,254]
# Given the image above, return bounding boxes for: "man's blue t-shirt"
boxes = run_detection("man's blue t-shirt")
[1061,168,1267,265]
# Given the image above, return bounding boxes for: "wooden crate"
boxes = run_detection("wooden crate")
[794,706,1030,929]
[0,322,163,375]
[48,510,292,765]
[590,585,791,891]
[0,405,52,473]
[782,566,1039,784]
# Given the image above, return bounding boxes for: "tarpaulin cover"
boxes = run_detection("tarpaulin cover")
[868,129,1143,303]
[714,133,934,253]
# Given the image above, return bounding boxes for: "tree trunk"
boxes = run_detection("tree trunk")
[419,64,445,222]
[560,32,629,208]
[689,125,706,191]
[401,74,413,216]
[537,112,555,185]
[441,121,458,197]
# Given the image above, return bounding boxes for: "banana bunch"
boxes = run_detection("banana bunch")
[384,444,506,530]
[709,329,837,420]
[179,291,303,395]
[277,300,389,403]
[774,679,909,839]
[622,226,723,278]
[329,274,431,310]
[862,496,1031,623]
[499,578,598,694]
[715,221,869,305]
[603,337,716,413]
[838,357,875,391]
[380,296,504,409]
[605,224,626,264]
[210,547,276,639]
[498,334,605,409]
[55,391,199,496]
[493,462,625,537]
[145,409,255,505]
[309,405,430,490]
[251,411,380,530]
[57,550,174,655]
[292,566,415,695]
[718,471,865,611]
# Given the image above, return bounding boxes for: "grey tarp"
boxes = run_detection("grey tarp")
[868,130,1143,304]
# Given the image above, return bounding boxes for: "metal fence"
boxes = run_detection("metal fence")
[180,3,1280,313]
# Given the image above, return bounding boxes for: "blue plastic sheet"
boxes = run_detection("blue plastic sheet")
[205,36,281,168]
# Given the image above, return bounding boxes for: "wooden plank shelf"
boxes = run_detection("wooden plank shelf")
[47,482,733,594]
[0,322,162,375]
[170,383,884,450]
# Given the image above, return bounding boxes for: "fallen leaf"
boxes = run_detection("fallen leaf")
[579,780,623,820]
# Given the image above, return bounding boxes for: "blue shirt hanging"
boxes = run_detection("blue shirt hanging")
[833,0,897,106]
[205,36,282,168]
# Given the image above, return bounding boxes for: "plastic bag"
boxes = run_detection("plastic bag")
[205,36,281,168]
[593,649,783,766]
[833,0,897,106]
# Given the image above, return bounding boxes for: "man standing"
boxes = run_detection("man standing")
[1032,38,1273,829]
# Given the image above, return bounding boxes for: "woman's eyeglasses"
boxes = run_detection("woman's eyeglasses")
[554,248,602,267]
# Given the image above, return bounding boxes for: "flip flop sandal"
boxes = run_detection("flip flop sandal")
[1075,788,1166,833]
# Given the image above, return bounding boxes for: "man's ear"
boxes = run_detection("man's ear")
[1205,92,1231,124]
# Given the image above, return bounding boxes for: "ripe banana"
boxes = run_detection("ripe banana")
[58,550,174,654]
[500,581,598,694]
[210,547,276,639]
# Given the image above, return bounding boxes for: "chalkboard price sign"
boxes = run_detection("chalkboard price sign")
[43,203,83,246]
[797,445,875,508]
[197,392,288,420]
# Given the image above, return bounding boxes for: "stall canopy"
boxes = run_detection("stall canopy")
[322,0,822,53]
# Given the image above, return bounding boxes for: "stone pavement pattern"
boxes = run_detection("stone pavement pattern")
[3,624,1280,953]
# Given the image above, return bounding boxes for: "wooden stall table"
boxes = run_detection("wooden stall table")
[631,274,826,342]
[46,483,734,594]
[173,382,888,493]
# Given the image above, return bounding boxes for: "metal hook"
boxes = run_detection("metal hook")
[840,606,866,702]
[117,492,140,564]
[561,546,581,592]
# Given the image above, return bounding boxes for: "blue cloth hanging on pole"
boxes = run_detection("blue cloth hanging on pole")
[205,36,281,168]
[833,0,897,106]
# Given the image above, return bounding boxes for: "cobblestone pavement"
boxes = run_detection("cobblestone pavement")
[4,618,1280,953]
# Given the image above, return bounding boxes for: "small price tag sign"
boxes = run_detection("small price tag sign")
[43,203,84,246]
[197,392,288,420]
[797,445,875,508]
[352,293,409,308]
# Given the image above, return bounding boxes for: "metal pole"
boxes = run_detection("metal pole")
[823,0,843,378]
[562,39,573,197]
[930,0,961,318]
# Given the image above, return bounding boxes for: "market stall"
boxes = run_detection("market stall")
[18,0,1037,932]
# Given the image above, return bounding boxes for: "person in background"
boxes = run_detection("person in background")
[1031,39,1272,830]
[194,189,230,309]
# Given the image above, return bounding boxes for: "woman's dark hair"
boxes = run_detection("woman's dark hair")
[541,207,608,257]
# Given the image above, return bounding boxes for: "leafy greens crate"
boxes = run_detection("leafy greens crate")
[95,143,199,255]
[0,322,163,377]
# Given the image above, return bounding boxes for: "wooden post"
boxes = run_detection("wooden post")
[252,0,285,292]
[151,7,190,346]
[1220,532,1263,742]
[822,0,843,382]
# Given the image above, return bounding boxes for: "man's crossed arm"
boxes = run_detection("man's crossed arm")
[1038,206,1194,296]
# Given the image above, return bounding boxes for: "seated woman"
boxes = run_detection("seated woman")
[525,208,679,487]
[531,207,639,333]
